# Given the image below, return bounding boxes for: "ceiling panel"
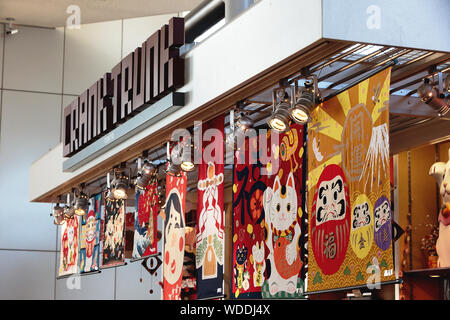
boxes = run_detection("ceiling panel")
[0,0,203,28]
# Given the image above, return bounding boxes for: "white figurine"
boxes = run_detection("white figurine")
[429,148,450,267]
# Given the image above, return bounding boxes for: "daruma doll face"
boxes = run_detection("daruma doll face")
[374,196,392,251]
[350,194,374,259]
[311,164,350,275]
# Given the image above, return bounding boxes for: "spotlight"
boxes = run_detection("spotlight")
[63,193,75,218]
[5,18,18,35]
[181,158,195,172]
[236,113,253,132]
[418,79,449,116]
[74,191,89,216]
[64,205,75,219]
[267,90,291,133]
[179,139,195,173]
[291,77,321,124]
[111,172,129,200]
[166,160,182,176]
[444,74,450,93]
[181,148,195,172]
[135,159,157,190]
[105,188,115,202]
[166,143,184,176]
[52,203,66,225]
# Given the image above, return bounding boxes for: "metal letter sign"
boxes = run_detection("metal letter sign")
[62,17,185,158]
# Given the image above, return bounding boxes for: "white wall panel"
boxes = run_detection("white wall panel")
[0,91,61,250]
[0,25,4,88]
[122,13,177,58]
[60,94,77,142]
[0,250,56,299]
[63,20,122,95]
[115,259,163,300]
[115,215,163,300]
[55,255,116,300]
[3,26,64,93]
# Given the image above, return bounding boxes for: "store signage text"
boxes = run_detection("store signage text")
[63,17,185,157]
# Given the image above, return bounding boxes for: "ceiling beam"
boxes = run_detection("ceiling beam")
[391,52,450,84]
[389,95,450,120]
[390,117,450,155]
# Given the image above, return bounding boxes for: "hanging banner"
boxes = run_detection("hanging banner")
[58,216,80,276]
[232,133,267,299]
[262,123,306,299]
[133,182,159,259]
[163,171,187,300]
[182,225,198,300]
[79,194,102,273]
[232,123,307,299]
[307,68,395,293]
[196,115,225,300]
[102,198,126,267]
[125,205,135,259]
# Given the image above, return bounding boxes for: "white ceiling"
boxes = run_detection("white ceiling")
[0,0,203,28]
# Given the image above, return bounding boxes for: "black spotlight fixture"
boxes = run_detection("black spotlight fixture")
[64,205,75,219]
[166,142,183,176]
[63,193,75,219]
[111,171,130,200]
[74,189,90,216]
[444,73,450,93]
[180,141,195,173]
[135,158,157,190]
[105,188,115,202]
[418,78,449,116]
[235,112,254,136]
[52,203,66,225]
[5,18,18,35]
[291,76,321,124]
[166,160,182,176]
[267,89,292,133]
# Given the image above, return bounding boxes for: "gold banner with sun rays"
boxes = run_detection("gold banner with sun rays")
[307,68,395,292]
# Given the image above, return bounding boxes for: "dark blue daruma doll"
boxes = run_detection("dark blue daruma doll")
[373,196,392,251]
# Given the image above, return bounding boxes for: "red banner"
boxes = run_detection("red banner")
[132,182,158,259]
[232,123,306,299]
[163,171,187,300]
[196,115,225,299]
[58,216,80,276]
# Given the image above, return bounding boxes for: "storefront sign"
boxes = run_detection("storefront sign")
[63,17,185,158]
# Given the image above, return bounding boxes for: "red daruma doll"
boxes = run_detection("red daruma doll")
[311,164,351,275]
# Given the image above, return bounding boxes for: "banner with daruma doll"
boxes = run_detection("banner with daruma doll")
[307,68,396,292]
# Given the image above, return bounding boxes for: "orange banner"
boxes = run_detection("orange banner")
[307,68,396,292]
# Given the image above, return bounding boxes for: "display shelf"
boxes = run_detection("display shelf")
[403,267,450,278]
